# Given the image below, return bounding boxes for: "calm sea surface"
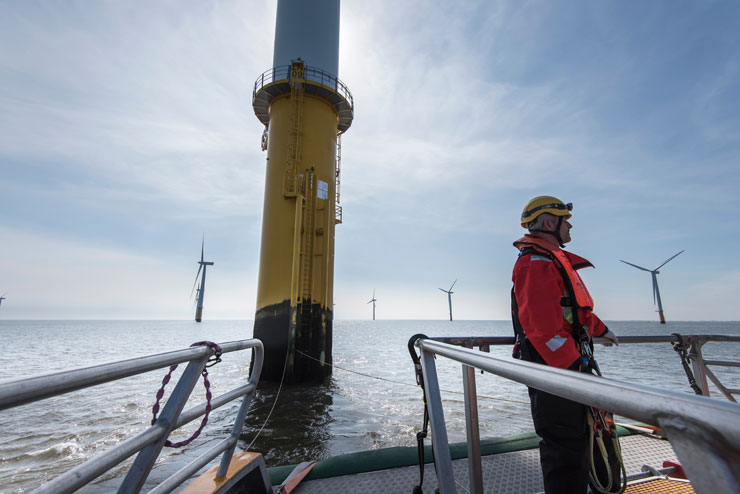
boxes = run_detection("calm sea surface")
[1,319,739,493]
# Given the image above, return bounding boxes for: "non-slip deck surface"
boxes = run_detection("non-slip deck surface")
[287,435,679,494]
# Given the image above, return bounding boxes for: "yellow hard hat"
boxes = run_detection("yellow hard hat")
[521,196,572,227]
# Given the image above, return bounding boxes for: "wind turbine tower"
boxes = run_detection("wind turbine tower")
[192,238,214,323]
[621,250,684,324]
[439,280,457,321]
[251,0,354,383]
[0,293,6,308]
[367,289,377,320]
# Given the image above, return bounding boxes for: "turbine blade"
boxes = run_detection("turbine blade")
[620,260,651,272]
[438,288,447,293]
[449,279,457,291]
[191,265,203,298]
[201,236,205,263]
[655,250,684,271]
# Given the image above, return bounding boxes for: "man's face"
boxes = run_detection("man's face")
[559,218,572,244]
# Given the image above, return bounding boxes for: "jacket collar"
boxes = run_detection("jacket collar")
[514,234,594,270]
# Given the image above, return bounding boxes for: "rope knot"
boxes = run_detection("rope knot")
[191,341,223,368]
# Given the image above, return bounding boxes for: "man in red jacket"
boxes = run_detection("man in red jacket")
[511,195,618,494]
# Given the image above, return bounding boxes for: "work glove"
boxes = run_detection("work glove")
[600,329,619,347]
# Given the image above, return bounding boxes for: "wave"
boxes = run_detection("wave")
[1,441,85,464]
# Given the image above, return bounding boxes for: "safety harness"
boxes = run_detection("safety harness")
[579,337,627,494]
[512,242,627,494]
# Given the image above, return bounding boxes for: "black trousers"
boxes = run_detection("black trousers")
[528,386,589,494]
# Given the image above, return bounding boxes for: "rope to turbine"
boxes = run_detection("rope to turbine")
[244,340,291,452]
[295,350,528,406]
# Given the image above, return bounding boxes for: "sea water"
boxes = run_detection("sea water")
[0,319,738,493]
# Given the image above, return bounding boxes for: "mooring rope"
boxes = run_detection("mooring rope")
[244,338,292,452]
[295,349,529,405]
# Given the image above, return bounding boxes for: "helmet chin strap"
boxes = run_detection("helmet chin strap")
[531,216,566,248]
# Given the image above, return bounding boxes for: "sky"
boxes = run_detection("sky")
[1,1,739,321]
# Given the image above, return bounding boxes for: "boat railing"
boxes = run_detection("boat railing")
[0,339,263,494]
[431,334,740,401]
[410,334,740,494]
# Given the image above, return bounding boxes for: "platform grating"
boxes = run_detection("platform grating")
[624,478,695,494]
[284,435,681,494]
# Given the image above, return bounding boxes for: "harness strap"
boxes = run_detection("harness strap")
[587,407,627,493]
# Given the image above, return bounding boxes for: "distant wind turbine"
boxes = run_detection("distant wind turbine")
[439,279,457,321]
[191,237,214,323]
[367,289,377,320]
[0,293,6,308]
[621,250,684,324]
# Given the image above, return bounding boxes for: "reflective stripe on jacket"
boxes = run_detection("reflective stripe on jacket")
[512,235,608,369]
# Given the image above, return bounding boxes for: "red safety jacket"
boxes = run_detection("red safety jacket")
[511,234,608,369]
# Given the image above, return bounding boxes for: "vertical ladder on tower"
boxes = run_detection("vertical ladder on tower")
[299,170,317,347]
[283,61,305,197]
[335,135,342,224]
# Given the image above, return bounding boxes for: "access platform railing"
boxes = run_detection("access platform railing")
[410,334,740,494]
[0,339,263,494]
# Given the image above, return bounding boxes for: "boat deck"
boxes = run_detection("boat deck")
[287,435,682,494]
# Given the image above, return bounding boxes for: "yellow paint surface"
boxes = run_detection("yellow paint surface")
[179,452,268,494]
[255,93,338,312]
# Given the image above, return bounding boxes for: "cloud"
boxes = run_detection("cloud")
[1,1,740,321]
[0,1,273,218]
[0,226,255,319]
[678,270,740,321]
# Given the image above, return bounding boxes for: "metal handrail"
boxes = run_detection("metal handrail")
[253,64,354,111]
[431,334,740,401]
[0,339,263,494]
[413,336,740,494]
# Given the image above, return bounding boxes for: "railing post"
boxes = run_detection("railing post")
[216,342,263,477]
[419,342,456,493]
[462,364,483,494]
[118,358,208,494]
[216,392,254,477]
